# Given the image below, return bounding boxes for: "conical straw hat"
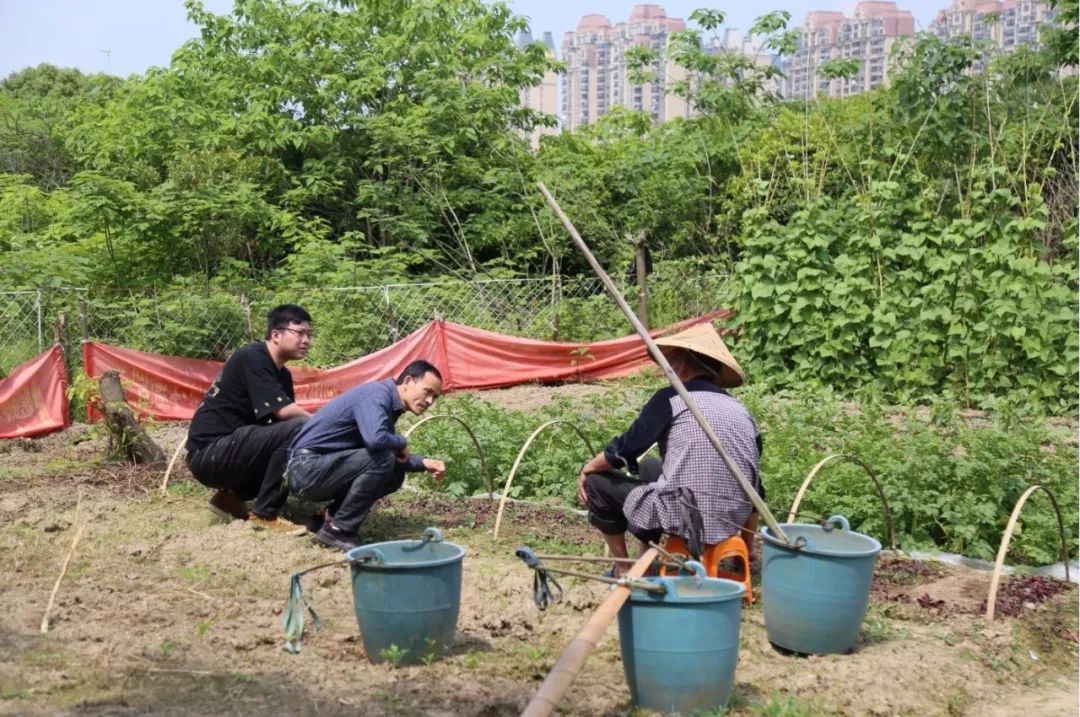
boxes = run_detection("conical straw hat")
[654,323,745,388]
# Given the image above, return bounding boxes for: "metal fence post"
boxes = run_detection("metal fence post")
[35,290,43,352]
[53,312,64,345]
[383,285,397,343]
[78,299,88,342]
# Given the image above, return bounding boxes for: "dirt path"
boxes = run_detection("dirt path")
[982,682,1079,717]
[0,431,1077,716]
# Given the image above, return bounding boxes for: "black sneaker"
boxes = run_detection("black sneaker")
[314,523,359,552]
[305,508,326,534]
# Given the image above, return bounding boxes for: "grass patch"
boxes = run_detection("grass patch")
[861,602,909,644]
[746,694,822,717]
[19,645,67,670]
[176,562,212,583]
[0,466,34,482]
[517,531,592,557]
[167,479,208,498]
[66,560,92,579]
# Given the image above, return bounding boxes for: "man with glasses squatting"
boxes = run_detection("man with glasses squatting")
[184,304,315,533]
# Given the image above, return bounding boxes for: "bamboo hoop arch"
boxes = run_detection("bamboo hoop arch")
[786,453,896,551]
[985,484,1071,622]
[492,420,595,540]
[403,414,493,496]
[159,435,188,494]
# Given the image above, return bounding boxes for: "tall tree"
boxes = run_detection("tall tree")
[62,0,555,285]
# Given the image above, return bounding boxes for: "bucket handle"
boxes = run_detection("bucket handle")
[680,560,708,579]
[402,526,444,553]
[823,515,850,533]
[348,547,386,566]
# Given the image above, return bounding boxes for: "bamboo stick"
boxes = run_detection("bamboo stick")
[537,181,789,545]
[159,435,187,494]
[41,494,86,634]
[521,548,658,717]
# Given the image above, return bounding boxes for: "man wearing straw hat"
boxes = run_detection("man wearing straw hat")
[577,322,763,577]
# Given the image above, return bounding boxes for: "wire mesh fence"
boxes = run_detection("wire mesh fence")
[0,288,89,379]
[0,291,45,376]
[0,273,734,376]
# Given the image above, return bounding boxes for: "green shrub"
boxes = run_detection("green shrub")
[407,380,1077,565]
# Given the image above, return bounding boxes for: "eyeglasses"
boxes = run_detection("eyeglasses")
[280,327,315,340]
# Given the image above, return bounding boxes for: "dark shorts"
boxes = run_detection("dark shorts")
[584,457,764,544]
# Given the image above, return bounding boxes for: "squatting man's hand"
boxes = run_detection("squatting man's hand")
[423,458,446,481]
[397,448,446,481]
[577,469,589,505]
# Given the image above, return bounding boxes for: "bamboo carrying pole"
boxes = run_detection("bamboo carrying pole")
[521,548,658,717]
[537,182,790,545]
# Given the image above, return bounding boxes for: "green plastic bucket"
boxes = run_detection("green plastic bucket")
[345,528,465,665]
[760,514,880,655]
[618,561,745,714]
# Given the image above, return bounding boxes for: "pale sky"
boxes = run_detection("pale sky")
[0,0,946,80]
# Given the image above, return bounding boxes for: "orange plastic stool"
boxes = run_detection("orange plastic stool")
[660,534,753,603]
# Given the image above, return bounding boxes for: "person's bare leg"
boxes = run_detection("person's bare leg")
[634,539,658,576]
[742,511,758,535]
[600,532,629,576]
[743,511,760,568]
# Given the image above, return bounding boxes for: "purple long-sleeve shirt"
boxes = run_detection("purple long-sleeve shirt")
[290,378,425,471]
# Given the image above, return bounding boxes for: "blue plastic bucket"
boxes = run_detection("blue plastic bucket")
[760,515,881,655]
[618,562,744,714]
[345,528,465,665]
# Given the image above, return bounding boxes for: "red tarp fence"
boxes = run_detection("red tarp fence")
[82,311,730,422]
[0,345,70,439]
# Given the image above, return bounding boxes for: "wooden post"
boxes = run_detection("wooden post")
[53,312,65,345]
[521,548,658,717]
[551,271,562,341]
[98,370,166,466]
[241,293,255,342]
[632,232,649,329]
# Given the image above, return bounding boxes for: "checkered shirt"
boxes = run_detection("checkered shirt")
[622,388,762,544]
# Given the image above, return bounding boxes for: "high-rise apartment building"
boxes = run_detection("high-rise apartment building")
[783,1,915,99]
[930,0,1054,52]
[561,5,690,131]
[516,30,560,147]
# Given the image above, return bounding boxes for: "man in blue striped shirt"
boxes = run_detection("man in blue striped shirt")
[286,360,447,551]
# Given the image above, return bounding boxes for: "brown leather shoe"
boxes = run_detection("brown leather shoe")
[250,515,307,536]
[208,490,249,521]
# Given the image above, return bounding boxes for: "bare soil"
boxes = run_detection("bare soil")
[457,381,644,414]
[0,421,1077,717]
